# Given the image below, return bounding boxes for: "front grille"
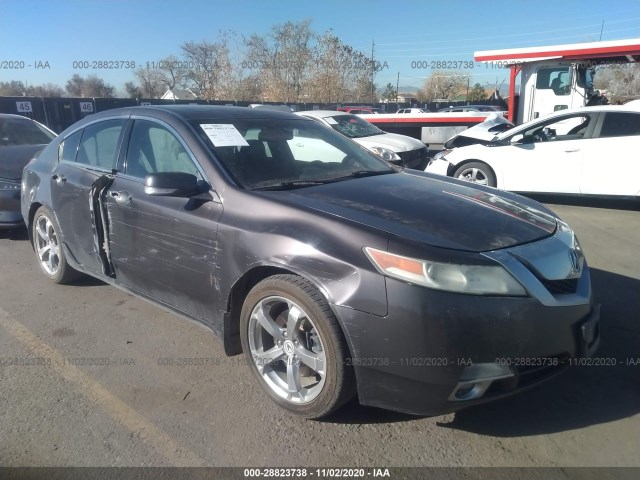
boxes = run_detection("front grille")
[540,278,578,295]
[397,147,429,169]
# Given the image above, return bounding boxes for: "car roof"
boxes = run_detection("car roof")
[297,110,354,118]
[0,113,41,121]
[84,105,301,123]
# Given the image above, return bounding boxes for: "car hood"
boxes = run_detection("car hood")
[444,114,514,148]
[272,171,557,252]
[0,145,46,180]
[354,132,425,153]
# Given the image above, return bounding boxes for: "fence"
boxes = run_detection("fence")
[0,96,507,133]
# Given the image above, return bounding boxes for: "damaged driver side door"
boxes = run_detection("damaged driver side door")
[105,118,223,324]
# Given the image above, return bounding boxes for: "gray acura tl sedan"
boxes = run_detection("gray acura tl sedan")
[21,106,600,418]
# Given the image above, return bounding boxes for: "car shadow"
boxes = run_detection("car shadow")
[0,227,29,241]
[438,268,640,436]
[318,396,421,424]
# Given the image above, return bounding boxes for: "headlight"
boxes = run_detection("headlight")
[432,149,451,161]
[368,146,401,162]
[364,247,527,296]
[0,179,21,191]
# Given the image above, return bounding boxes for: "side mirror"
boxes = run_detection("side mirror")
[144,172,199,197]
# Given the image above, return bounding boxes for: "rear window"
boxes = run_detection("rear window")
[0,117,55,146]
[598,112,640,138]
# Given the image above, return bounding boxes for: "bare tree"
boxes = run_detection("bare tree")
[181,33,235,100]
[594,64,640,102]
[65,74,115,98]
[124,81,145,99]
[307,32,378,103]
[244,20,314,102]
[0,81,27,96]
[26,83,64,97]
[419,71,469,101]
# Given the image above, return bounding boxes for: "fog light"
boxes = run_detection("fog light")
[448,363,514,402]
[454,384,475,399]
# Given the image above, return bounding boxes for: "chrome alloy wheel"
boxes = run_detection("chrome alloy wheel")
[458,167,489,185]
[248,296,326,404]
[34,214,61,276]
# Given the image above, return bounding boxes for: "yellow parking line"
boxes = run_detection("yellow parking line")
[0,307,208,467]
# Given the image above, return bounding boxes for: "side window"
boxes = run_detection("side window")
[76,119,126,169]
[536,67,571,96]
[58,130,83,162]
[126,120,200,178]
[598,113,640,138]
[514,115,592,143]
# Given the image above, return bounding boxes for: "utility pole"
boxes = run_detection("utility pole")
[371,40,375,104]
[599,20,604,41]
[396,72,400,109]
[466,76,470,102]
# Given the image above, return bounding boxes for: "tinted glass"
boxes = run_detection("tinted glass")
[126,120,200,178]
[192,118,392,190]
[520,115,591,142]
[599,112,640,138]
[76,119,126,169]
[58,130,82,162]
[0,117,55,146]
[325,114,383,138]
[536,67,571,96]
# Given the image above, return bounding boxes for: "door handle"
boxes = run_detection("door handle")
[51,174,66,186]
[110,190,132,205]
[564,149,580,153]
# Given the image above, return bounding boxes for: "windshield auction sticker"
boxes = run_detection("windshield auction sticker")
[201,124,249,147]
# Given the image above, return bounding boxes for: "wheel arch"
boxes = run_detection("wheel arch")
[450,159,499,187]
[26,202,43,246]
[223,265,342,357]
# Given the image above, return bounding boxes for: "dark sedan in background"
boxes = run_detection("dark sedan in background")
[0,114,56,229]
[21,106,599,418]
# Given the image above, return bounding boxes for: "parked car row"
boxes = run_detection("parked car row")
[0,114,57,229]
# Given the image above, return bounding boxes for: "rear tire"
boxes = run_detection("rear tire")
[240,274,356,418]
[32,206,81,284]
[453,161,496,187]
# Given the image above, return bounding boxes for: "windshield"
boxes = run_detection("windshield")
[0,117,56,146]
[324,114,384,138]
[192,118,393,190]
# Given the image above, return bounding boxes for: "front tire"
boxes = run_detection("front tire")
[32,206,81,284]
[453,161,496,187]
[240,274,355,418]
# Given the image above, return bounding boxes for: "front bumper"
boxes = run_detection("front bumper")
[424,157,450,175]
[396,147,430,170]
[334,283,599,416]
[0,188,25,230]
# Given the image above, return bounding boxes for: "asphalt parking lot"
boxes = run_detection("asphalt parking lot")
[0,200,638,468]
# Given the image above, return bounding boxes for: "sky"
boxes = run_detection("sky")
[1,0,639,95]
